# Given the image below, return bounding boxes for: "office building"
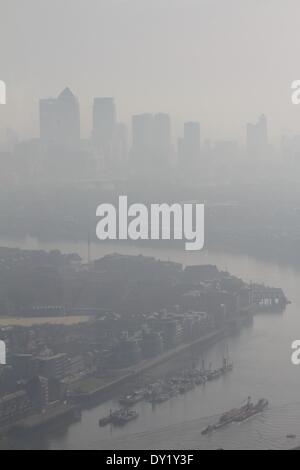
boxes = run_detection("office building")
[92,97,117,167]
[131,113,171,169]
[39,87,80,149]
[178,121,201,168]
[246,114,268,158]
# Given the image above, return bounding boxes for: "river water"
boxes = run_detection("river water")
[2,237,300,450]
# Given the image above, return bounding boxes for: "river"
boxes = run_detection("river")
[2,236,300,450]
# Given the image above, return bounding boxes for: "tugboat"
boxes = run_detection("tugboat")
[206,369,223,381]
[112,409,139,425]
[99,408,139,427]
[202,397,268,435]
[119,390,145,407]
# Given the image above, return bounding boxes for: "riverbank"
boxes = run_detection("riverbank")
[70,328,226,405]
[11,404,81,436]
[0,403,81,439]
[1,246,298,450]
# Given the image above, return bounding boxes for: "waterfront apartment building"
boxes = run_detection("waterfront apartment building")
[37,353,68,380]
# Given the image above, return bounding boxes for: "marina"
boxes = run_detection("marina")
[100,356,234,428]
[118,356,234,410]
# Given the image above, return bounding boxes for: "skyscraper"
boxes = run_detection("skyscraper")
[153,113,171,163]
[39,98,57,142]
[131,113,171,170]
[132,113,153,154]
[178,121,201,168]
[131,113,153,170]
[113,122,128,165]
[184,122,201,160]
[92,97,117,167]
[246,114,268,159]
[39,87,80,149]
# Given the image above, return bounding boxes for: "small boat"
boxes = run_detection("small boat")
[99,408,139,427]
[195,376,206,386]
[99,409,114,427]
[99,416,111,427]
[221,348,233,374]
[179,382,194,394]
[206,369,223,381]
[287,434,297,439]
[119,391,145,407]
[201,425,214,436]
[222,362,233,373]
[112,409,139,425]
[150,393,170,404]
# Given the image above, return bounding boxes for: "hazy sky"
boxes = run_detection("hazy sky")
[1,0,300,143]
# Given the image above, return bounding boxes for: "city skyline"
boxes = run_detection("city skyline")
[36,87,274,167]
[3,85,275,155]
[1,83,286,188]
[1,0,300,143]
[0,83,298,149]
